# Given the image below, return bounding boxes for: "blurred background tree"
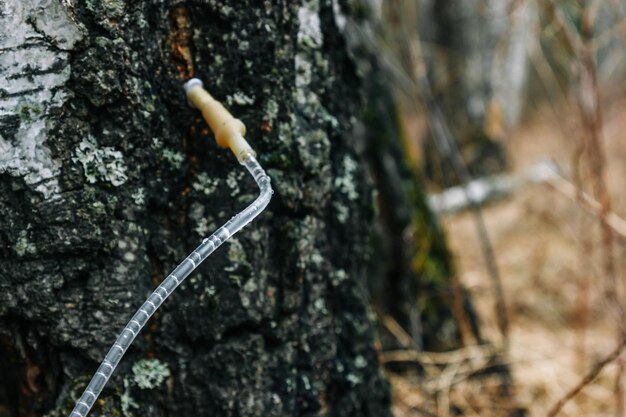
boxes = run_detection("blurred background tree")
[367,0,626,415]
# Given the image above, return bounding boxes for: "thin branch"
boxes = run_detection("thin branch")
[544,174,626,240]
[381,314,417,349]
[381,344,499,369]
[546,337,626,417]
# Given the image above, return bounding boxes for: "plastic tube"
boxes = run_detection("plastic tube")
[67,82,272,417]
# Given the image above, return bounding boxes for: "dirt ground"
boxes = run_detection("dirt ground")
[390,96,626,417]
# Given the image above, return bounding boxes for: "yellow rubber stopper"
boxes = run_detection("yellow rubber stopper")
[184,78,255,162]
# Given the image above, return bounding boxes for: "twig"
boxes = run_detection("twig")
[381,344,497,366]
[381,314,417,349]
[437,359,462,417]
[544,174,626,240]
[546,337,626,417]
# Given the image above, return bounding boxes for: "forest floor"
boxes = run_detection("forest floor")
[390,96,626,417]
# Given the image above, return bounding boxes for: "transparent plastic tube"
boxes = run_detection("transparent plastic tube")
[68,152,272,417]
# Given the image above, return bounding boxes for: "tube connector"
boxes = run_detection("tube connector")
[184,78,255,162]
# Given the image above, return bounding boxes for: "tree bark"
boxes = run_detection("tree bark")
[0,1,391,416]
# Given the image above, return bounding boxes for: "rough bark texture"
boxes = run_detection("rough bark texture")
[0,1,391,416]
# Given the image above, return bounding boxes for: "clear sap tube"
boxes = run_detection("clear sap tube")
[68,152,272,417]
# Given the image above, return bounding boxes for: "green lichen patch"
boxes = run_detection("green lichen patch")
[226,238,247,265]
[334,155,358,201]
[264,99,279,123]
[17,101,44,122]
[161,148,185,169]
[131,359,170,390]
[73,136,128,186]
[193,172,220,195]
[227,92,255,106]
[131,187,145,205]
[120,378,139,416]
[14,229,36,256]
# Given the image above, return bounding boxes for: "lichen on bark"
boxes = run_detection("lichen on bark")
[0,1,391,417]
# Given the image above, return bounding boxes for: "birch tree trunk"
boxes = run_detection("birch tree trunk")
[419,0,533,185]
[0,1,392,416]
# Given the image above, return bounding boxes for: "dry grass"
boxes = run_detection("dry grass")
[389,96,626,417]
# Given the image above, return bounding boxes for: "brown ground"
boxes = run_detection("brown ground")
[390,96,626,417]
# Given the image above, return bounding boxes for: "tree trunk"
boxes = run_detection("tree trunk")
[0,1,391,416]
[337,0,481,353]
[362,78,476,352]
[418,0,532,185]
